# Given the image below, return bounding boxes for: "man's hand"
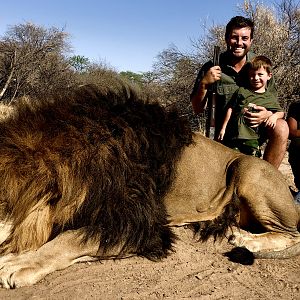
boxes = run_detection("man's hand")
[191,66,221,114]
[202,66,221,86]
[244,105,272,128]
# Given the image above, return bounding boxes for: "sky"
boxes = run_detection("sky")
[0,0,277,73]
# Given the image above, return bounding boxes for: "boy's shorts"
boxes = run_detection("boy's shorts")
[227,139,262,157]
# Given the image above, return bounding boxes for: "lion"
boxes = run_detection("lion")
[0,84,298,289]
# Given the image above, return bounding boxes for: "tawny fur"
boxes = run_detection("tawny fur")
[0,85,194,259]
[0,83,299,289]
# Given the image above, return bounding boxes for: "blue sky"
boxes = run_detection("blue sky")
[0,0,276,73]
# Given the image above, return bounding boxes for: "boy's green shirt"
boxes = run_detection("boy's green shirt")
[226,87,283,140]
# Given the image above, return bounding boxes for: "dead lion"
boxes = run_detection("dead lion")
[0,84,299,289]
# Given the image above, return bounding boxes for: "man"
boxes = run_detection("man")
[190,16,288,168]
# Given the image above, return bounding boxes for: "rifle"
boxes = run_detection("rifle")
[205,45,220,139]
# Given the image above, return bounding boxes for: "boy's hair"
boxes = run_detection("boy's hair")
[225,16,254,40]
[249,55,273,74]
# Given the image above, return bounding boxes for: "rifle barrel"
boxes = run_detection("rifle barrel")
[206,45,220,139]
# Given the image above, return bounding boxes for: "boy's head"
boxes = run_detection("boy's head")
[247,56,273,92]
[249,55,273,74]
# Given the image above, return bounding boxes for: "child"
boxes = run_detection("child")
[218,56,284,157]
[287,101,300,203]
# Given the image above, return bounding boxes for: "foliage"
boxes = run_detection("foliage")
[120,71,144,85]
[152,44,202,129]
[0,0,298,127]
[69,55,90,72]
[0,22,75,102]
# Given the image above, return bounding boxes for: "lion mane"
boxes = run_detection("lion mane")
[0,84,198,259]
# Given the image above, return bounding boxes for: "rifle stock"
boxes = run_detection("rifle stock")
[206,46,220,139]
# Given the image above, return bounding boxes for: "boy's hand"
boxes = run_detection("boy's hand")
[218,129,225,141]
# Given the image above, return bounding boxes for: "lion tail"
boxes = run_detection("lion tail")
[225,241,300,265]
[253,241,300,259]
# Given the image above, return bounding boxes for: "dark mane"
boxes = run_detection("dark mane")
[0,84,193,260]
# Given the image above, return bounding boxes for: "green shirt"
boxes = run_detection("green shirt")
[190,51,277,133]
[226,87,283,140]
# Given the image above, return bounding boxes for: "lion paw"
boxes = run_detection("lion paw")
[228,233,261,252]
[0,253,43,289]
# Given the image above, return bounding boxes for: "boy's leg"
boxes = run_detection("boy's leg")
[263,119,289,168]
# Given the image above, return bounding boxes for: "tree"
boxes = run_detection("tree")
[0,22,74,102]
[119,71,144,85]
[69,55,90,72]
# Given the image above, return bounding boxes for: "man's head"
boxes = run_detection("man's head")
[225,16,254,59]
[225,16,254,40]
[247,56,273,92]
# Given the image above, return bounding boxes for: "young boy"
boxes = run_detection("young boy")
[218,56,284,156]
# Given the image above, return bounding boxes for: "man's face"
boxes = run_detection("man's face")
[226,27,253,58]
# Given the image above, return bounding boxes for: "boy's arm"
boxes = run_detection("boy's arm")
[218,107,232,140]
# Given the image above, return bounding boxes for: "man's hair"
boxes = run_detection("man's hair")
[225,16,254,40]
[249,55,273,74]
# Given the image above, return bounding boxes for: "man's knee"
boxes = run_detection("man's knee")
[267,119,289,141]
[263,119,288,168]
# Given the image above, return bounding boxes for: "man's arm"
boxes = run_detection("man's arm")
[243,105,273,127]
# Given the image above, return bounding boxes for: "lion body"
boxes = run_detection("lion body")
[0,84,299,288]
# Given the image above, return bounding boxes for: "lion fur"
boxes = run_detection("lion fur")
[0,84,199,259]
[0,80,300,289]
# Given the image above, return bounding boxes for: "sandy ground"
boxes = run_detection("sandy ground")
[0,154,299,300]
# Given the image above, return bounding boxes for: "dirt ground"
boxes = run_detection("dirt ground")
[0,154,299,300]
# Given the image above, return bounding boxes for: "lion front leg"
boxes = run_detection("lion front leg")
[0,229,99,289]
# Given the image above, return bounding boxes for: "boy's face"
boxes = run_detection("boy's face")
[249,67,272,92]
[226,27,253,58]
